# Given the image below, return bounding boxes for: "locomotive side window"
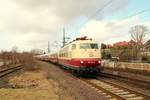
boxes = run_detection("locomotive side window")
[80,43,90,49]
[72,44,76,50]
[80,43,98,49]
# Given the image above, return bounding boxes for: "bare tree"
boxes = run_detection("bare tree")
[129,25,149,45]
[129,25,149,60]
[30,49,44,55]
[12,46,18,53]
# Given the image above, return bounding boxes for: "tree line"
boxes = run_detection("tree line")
[101,25,150,63]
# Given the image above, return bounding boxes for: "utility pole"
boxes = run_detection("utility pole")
[62,28,70,47]
[48,41,50,53]
[62,28,66,47]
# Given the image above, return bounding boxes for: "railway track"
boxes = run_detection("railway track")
[99,72,150,88]
[80,78,150,100]
[0,65,23,78]
[48,62,150,100]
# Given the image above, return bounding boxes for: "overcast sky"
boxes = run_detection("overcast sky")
[0,0,150,52]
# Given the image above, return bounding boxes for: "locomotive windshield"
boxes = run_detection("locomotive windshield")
[80,43,98,49]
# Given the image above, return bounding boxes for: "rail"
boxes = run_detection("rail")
[46,61,150,99]
[99,72,150,89]
[0,64,23,78]
[80,78,150,100]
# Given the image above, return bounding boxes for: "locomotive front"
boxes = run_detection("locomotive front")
[70,37,101,75]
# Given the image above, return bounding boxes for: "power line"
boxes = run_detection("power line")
[119,7,150,21]
[80,2,150,28]
[80,0,113,28]
[88,0,113,20]
[140,13,150,22]
[69,0,112,37]
[69,1,150,40]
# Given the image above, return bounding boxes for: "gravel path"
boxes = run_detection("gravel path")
[38,61,107,100]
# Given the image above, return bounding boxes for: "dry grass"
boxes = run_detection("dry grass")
[0,88,58,100]
[9,71,42,88]
[0,71,59,100]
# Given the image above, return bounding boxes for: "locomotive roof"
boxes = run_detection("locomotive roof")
[62,37,97,48]
[72,39,94,43]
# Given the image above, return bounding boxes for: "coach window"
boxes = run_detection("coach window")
[72,44,76,50]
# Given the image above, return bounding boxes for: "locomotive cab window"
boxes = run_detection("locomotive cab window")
[72,44,76,50]
[80,43,98,49]
[90,43,98,49]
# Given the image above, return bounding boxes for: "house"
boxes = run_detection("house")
[144,40,150,50]
[113,41,129,47]
[113,40,136,47]
[141,40,150,56]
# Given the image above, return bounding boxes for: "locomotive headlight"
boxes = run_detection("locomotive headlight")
[80,61,84,64]
[98,60,101,64]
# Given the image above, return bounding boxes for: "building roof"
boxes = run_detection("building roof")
[113,41,129,46]
[113,40,136,47]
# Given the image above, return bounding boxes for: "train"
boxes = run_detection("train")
[36,36,102,76]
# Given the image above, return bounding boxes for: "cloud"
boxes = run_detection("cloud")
[79,16,141,44]
[15,0,130,21]
[0,0,130,51]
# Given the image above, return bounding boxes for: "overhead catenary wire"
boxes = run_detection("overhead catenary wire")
[79,0,113,28]
[79,2,150,29]
[69,0,113,37]
[119,7,150,21]
[68,1,150,42]
[88,0,113,21]
[139,13,150,22]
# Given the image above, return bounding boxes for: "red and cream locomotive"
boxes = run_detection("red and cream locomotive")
[37,36,102,75]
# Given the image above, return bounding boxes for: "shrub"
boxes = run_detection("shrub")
[142,56,150,63]
[20,53,39,71]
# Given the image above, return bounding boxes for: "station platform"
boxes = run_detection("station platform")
[101,60,150,83]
